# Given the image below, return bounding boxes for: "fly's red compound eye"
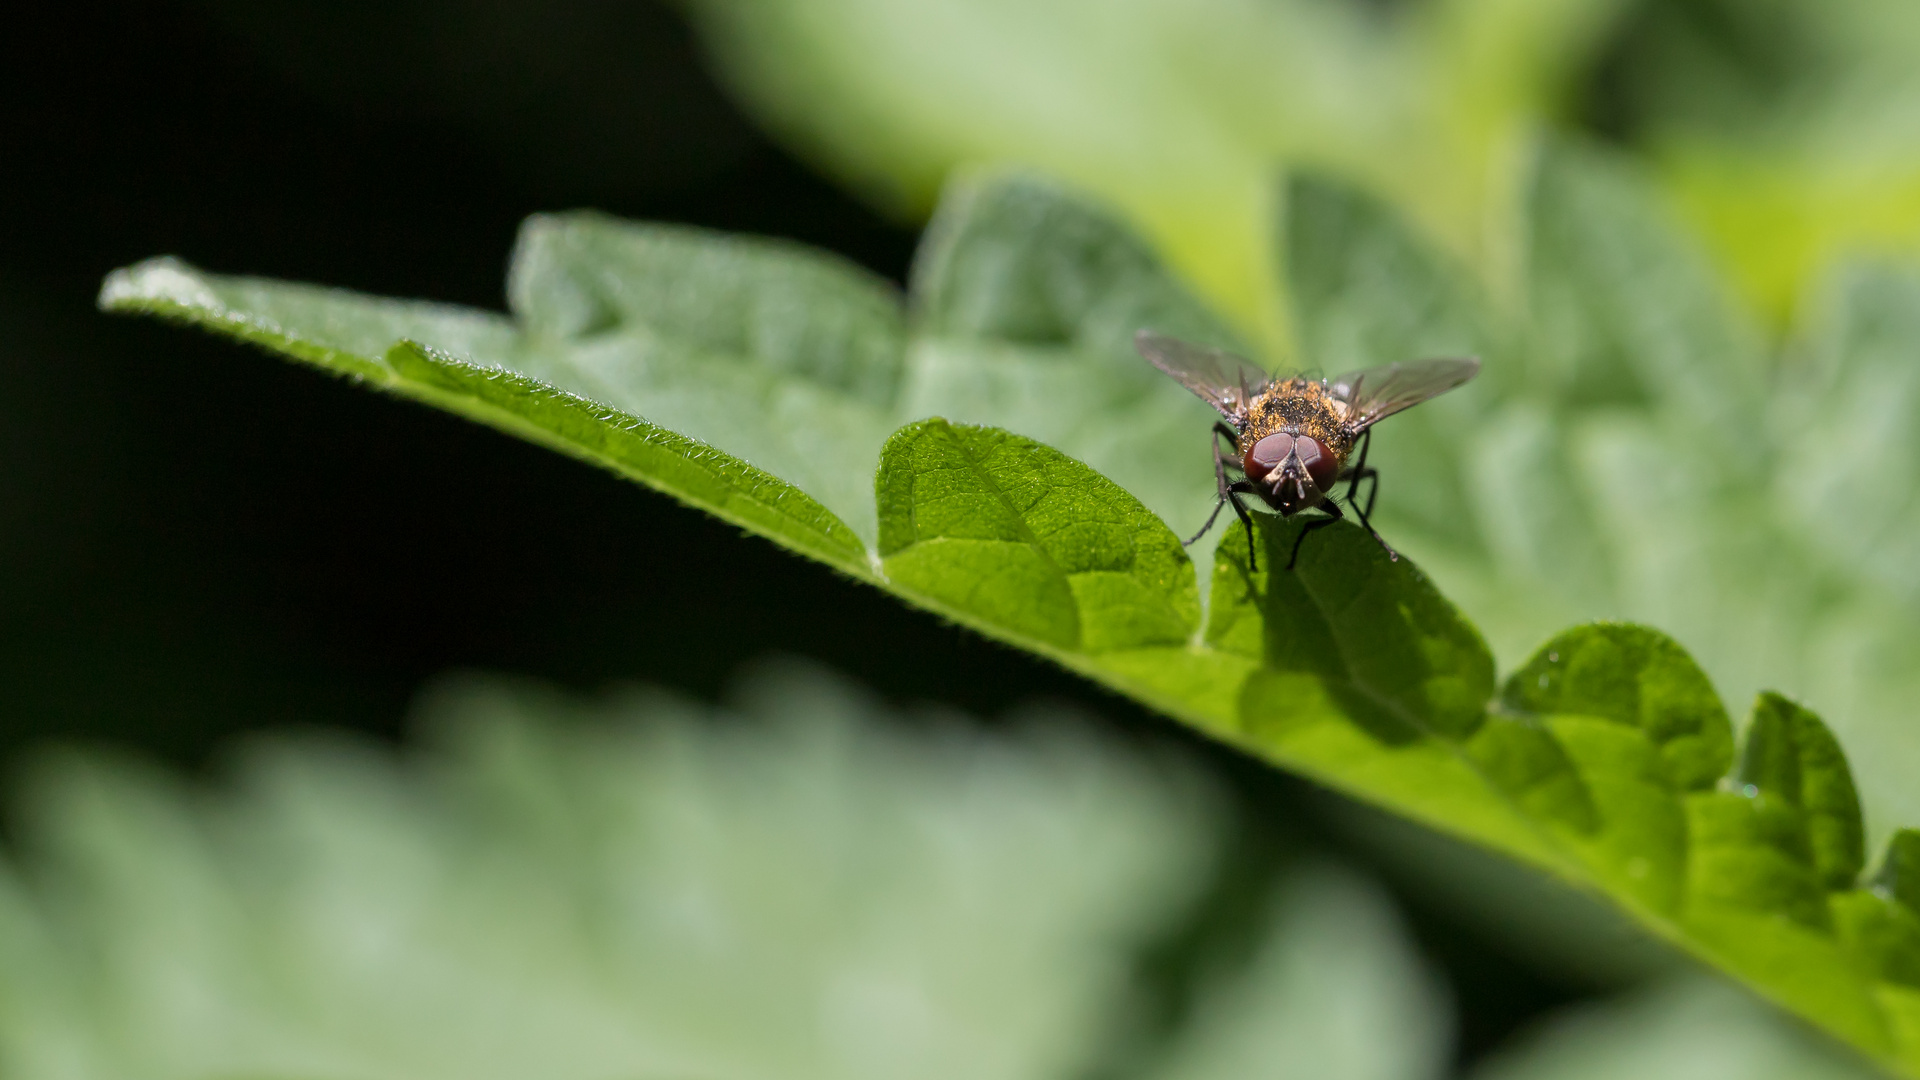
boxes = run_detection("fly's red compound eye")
[1243,432,1294,481]
[1295,436,1338,492]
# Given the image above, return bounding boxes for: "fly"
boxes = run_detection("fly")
[1135,330,1479,572]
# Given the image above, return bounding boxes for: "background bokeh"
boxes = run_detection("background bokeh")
[1,2,1909,1076]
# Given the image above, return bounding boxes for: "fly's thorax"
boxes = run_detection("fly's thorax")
[1242,381,1351,444]
[1238,382,1355,463]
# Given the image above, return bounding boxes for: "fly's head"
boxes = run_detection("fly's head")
[1241,430,1340,516]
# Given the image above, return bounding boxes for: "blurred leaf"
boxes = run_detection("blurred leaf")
[1471,977,1880,1080]
[676,0,1632,347]
[671,0,1920,339]
[1737,692,1866,891]
[1879,832,1920,913]
[0,664,1459,1080]
[1522,142,1767,459]
[1780,263,1920,602]
[1599,0,1920,322]
[103,166,1920,1072]
[1142,864,1450,1080]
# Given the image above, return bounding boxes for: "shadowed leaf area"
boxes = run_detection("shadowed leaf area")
[104,149,1920,1074]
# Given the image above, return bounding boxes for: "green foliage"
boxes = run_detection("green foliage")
[1500,624,1732,793]
[674,0,1920,334]
[0,664,1357,1079]
[1470,977,1880,1080]
[103,151,1920,1072]
[676,0,1631,346]
[876,419,1198,652]
[1738,692,1866,891]
[1205,518,1494,745]
[7,666,1869,1080]
[1601,0,1920,320]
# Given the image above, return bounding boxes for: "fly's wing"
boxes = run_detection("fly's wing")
[1329,356,1480,431]
[1134,330,1271,421]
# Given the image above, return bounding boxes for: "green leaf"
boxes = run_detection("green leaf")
[104,167,1920,1074]
[913,172,1238,360]
[390,341,869,570]
[510,211,907,406]
[1834,830,1920,989]
[102,255,519,378]
[1501,624,1733,794]
[1487,634,1904,1061]
[875,419,1198,653]
[1880,832,1920,913]
[1832,889,1920,988]
[101,254,873,575]
[1737,692,1867,891]
[498,212,906,545]
[1206,518,1494,745]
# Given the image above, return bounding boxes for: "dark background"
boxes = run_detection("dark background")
[0,1,1625,1064]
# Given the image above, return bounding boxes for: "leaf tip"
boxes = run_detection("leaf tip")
[97,256,218,314]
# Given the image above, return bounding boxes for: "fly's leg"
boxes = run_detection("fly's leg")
[1342,465,1384,535]
[1184,423,1242,546]
[1355,468,1380,521]
[1226,480,1259,574]
[1341,430,1372,505]
[1210,422,1264,571]
[1189,476,1262,575]
[1187,422,1262,572]
[1338,429,1397,562]
[1175,422,1236,541]
[1287,498,1343,571]
[1344,466,1405,557]
[1186,499,1228,547]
